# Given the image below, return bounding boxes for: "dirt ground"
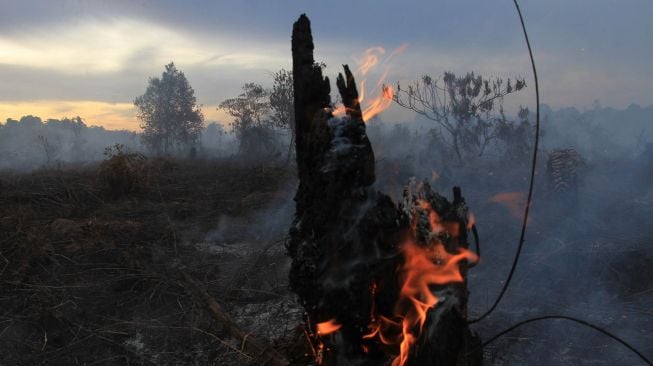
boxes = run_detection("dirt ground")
[1,155,651,365]
[0,157,309,365]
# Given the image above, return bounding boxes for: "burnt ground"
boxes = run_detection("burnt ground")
[0,157,309,365]
[1,155,651,365]
[381,156,653,365]
[374,153,653,365]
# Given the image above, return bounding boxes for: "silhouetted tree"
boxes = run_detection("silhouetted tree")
[495,106,534,160]
[46,116,87,155]
[218,83,277,156]
[36,135,59,165]
[269,69,295,160]
[135,62,204,154]
[19,115,43,128]
[204,122,225,140]
[394,72,525,161]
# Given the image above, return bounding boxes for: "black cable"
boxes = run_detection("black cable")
[471,224,480,258]
[459,2,651,364]
[468,0,540,325]
[473,315,652,365]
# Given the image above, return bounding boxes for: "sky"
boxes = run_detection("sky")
[0,0,651,131]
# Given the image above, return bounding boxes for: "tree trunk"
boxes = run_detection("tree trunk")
[287,14,482,366]
[286,132,295,164]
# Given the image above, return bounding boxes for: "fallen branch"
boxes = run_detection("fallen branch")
[177,268,290,366]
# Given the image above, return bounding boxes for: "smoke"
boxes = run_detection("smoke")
[0,116,298,171]
[0,116,142,171]
[2,101,651,363]
[204,179,296,250]
[365,104,653,364]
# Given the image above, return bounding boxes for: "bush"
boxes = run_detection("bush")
[239,126,281,158]
[98,144,146,198]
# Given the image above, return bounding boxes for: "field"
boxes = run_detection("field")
[0,153,651,365]
[0,157,308,365]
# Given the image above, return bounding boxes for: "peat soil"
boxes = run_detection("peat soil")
[1,154,651,365]
[0,157,308,365]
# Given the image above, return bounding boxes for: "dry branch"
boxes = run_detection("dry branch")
[288,14,482,365]
[177,268,290,366]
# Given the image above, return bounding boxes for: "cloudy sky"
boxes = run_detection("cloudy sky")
[0,0,651,130]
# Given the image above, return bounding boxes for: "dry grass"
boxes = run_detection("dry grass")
[0,157,309,365]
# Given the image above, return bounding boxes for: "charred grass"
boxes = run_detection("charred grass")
[0,157,306,365]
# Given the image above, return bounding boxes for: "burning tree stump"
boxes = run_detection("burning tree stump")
[287,14,482,366]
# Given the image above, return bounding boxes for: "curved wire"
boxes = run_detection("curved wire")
[463,4,651,365]
[472,315,652,365]
[471,224,480,258]
[468,0,540,325]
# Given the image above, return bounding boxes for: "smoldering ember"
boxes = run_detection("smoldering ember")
[1,6,653,366]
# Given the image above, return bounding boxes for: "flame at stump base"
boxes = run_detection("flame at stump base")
[288,14,483,366]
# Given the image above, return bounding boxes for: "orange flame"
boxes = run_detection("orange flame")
[364,200,478,366]
[430,169,440,183]
[489,192,527,221]
[316,319,342,336]
[467,212,476,230]
[333,44,407,122]
[313,319,343,365]
[362,84,395,122]
[357,46,385,76]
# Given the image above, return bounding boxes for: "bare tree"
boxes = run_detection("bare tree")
[393,72,525,161]
[269,69,295,161]
[495,106,534,160]
[218,83,276,156]
[36,135,59,165]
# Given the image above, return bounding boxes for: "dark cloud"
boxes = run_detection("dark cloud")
[0,62,274,107]
[4,1,651,52]
[0,0,651,115]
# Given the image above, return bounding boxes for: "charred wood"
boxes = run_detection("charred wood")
[288,14,481,366]
[177,269,290,366]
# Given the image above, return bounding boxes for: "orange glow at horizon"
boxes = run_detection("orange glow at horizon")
[0,101,231,132]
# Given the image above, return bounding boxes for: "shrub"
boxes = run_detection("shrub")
[98,144,146,198]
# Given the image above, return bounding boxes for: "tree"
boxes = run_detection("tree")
[219,82,270,132]
[393,72,525,161]
[46,116,87,156]
[218,82,276,156]
[36,135,59,165]
[495,106,534,160]
[134,62,204,154]
[269,69,295,160]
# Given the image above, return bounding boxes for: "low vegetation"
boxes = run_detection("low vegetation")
[0,157,304,365]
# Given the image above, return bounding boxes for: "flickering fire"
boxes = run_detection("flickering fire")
[333,44,406,122]
[489,191,527,221]
[310,319,343,365]
[430,169,440,183]
[362,84,395,122]
[358,46,385,75]
[364,200,478,366]
[467,212,476,230]
[316,319,342,335]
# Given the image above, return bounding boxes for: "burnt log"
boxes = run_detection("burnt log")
[287,14,482,366]
[177,269,290,366]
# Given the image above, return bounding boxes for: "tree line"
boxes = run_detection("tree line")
[6,61,649,172]
[0,115,140,170]
[0,62,533,168]
[135,61,535,165]
[135,63,294,159]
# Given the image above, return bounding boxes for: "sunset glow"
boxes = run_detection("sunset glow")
[0,16,287,130]
[0,101,231,131]
[0,2,650,131]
